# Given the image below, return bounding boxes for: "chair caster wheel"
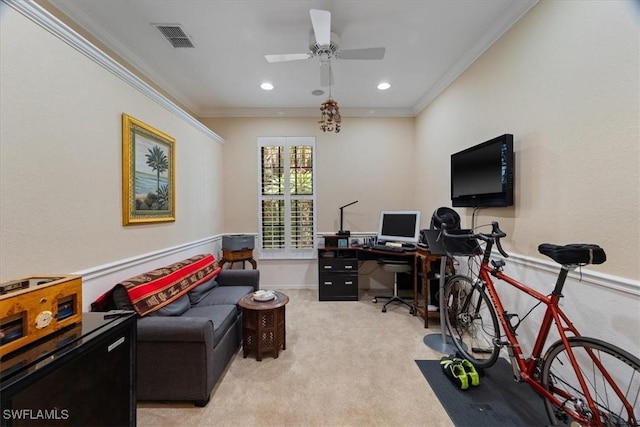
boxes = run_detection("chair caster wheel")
[372,298,377,303]
[382,307,387,313]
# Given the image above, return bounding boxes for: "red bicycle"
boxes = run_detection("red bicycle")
[441,222,639,426]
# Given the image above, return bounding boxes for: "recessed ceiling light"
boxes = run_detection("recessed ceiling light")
[261,82,274,91]
[311,89,325,96]
[377,82,391,90]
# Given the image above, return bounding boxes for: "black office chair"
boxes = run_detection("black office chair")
[372,259,414,314]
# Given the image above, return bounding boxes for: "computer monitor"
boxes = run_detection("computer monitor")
[377,210,421,245]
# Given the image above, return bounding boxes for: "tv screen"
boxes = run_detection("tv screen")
[377,210,421,244]
[450,134,514,208]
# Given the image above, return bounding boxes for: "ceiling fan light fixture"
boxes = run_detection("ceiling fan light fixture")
[377,82,391,90]
[260,82,274,91]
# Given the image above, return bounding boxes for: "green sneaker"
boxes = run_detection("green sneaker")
[458,358,480,386]
[440,356,469,390]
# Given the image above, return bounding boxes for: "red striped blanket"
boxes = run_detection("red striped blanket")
[117,254,220,317]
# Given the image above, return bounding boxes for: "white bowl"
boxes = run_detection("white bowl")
[253,290,275,301]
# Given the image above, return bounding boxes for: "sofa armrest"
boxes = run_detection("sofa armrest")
[137,316,213,344]
[216,269,259,291]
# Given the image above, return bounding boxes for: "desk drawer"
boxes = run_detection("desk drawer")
[319,273,358,301]
[318,258,358,273]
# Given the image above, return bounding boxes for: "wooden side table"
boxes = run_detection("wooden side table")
[238,291,289,361]
[220,248,257,269]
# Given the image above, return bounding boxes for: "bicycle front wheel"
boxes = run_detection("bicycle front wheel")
[541,336,640,426]
[443,275,500,369]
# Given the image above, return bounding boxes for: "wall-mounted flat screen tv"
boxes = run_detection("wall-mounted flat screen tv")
[450,134,514,208]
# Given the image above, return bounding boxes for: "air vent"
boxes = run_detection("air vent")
[154,24,195,48]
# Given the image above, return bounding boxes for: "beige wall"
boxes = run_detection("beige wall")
[412,0,639,352]
[206,2,639,284]
[204,116,417,234]
[0,4,224,283]
[415,0,639,280]
[205,116,416,290]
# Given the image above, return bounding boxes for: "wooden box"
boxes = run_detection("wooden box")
[0,275,82,357]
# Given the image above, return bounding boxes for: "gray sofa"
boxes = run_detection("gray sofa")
[102,257,259,406]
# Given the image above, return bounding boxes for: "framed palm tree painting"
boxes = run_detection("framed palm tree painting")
[122,113,175,225]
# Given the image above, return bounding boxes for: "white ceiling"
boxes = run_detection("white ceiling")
[48,0,537,118]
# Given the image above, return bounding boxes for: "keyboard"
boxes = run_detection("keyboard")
[372,244,407,253]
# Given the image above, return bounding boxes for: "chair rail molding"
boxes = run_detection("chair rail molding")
[479,251,640,297]
[74,236,222,311]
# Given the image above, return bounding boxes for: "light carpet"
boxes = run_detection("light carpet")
[138,289,453,427]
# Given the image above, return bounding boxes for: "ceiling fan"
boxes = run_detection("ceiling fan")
[265,9,386,87]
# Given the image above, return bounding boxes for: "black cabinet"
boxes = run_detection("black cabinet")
[318,248,358,301]
[1,312,137,426]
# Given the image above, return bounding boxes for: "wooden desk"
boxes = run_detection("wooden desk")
[220,248,257,269]
[318,247,417,303]
[318,246,453,328]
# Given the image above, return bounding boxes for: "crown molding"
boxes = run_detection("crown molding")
[199,107,415,119]
[12,0,538,121]
[412,0,539,116]
[3,0,224,144]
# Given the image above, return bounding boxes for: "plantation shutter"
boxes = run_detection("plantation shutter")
[258,137,316,259]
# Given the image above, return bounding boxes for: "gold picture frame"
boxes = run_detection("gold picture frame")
[122,113,175,225]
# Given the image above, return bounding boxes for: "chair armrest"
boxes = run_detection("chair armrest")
[136,316,213,344]
[217,269,260,291]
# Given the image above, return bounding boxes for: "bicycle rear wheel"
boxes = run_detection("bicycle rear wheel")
[443,275,500,369]
[540,336,640,426]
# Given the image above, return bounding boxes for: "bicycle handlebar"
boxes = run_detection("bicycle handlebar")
[440,221,509,258]
[489,221,509,258]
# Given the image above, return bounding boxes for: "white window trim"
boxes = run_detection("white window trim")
[257,137,317,260]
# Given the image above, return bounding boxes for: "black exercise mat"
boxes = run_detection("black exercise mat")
[415,358,549,427]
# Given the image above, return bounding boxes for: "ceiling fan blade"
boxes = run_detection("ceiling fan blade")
[310,9,331,46]
[265,53,311,63]
[319,61,333,87]
[336,47,386,60]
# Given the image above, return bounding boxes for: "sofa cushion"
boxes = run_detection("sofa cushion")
[182,304,237,347]
[187,277,219,306]
[194,285,254,308]
[148,294,190,316]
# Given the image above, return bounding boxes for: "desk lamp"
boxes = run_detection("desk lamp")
[337,200,358,236]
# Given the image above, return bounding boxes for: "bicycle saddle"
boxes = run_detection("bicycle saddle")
[538,243,606,265]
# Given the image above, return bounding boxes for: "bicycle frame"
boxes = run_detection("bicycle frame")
[475,257,633,426]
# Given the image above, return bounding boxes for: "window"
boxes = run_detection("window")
[258,137,316,259]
